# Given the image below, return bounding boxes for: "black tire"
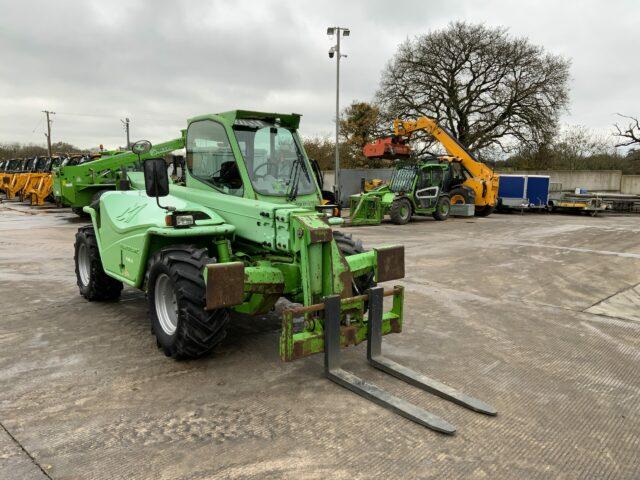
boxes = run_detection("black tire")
[333,231,376,295]
[448,187,475,205]
[389,197,412,225]
[475,204,495,217]
[74,226,123,301]
[72,206,90,218]
[146,245,230,360]
[432,195,451,221]
[90,189,110,210]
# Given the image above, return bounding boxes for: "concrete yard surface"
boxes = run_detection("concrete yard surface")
[1,202,639,479]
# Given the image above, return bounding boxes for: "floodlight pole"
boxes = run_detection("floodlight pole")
[335,30,341,206]
[328,26,349,207]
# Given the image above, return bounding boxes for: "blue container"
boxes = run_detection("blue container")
[498,174,549,209]
[498,175,526,200]
[526,176,550,207]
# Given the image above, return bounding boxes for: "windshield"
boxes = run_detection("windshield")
[233,123,315,197]
[390,165,418,193]
[35,158,48,171]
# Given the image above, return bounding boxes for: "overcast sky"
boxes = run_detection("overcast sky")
[0,0,638,149]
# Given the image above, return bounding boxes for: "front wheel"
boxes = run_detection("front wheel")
[390,198,412,225]
[432,195,451,221]
[74,226,123,301]
[147,245,230,359]
[72,207,90,218]
[448,186,475,206]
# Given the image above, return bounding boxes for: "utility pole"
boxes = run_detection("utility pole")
[42,110,55,156]
[121,117,131,148]
[327,26,350,207]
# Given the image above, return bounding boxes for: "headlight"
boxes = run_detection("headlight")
[175,214,194,227]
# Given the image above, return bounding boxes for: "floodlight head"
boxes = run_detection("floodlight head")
[327,27,335,35]
[343,29,350,37]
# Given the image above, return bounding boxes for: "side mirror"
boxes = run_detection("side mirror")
[143,158,170,198]
[131,140,152,156]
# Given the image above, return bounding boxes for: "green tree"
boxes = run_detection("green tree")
[338,101,384,168]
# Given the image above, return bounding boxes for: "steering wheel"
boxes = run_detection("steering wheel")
[253,162,269,178]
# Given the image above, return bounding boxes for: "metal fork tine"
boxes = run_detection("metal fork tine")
[366,287,497,416]
[324,294,456,434]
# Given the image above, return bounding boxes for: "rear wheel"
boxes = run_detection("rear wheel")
[389,198,412,224]
[333,231,376,295]
[475,204,495,217]
[432,195,451,221]
[147,245,230,359]
[74,226,123,301]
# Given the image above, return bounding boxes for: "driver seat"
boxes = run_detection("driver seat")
[218,161,242,189]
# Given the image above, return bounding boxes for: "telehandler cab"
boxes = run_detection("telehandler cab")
[22,156,61,205]
[0,160,8,192]
[73,110,495,433]
[4,158,35,199]
[0,159,20,194]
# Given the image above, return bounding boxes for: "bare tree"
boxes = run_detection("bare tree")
[614,114,640,147]
[376,22,571,155]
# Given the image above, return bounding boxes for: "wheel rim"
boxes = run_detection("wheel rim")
[77,243,91,286]
[440,203,449,214]
[450,194,465,204]
[155,273,178,335]
[401,204,409,219]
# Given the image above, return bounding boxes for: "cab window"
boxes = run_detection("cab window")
[186,120,244,196]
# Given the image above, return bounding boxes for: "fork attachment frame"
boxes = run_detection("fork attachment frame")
[323,287,497,434]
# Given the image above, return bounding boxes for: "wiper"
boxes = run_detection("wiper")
[286,151,312,202]
[297,150,311,183]
[286,156,301,201]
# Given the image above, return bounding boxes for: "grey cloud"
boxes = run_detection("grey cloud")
[0,0,638,149]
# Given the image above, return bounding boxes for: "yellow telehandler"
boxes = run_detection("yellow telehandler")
[363,116,500,216]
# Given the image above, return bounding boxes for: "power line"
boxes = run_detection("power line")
[31,118,44,133]
[55,111,122,119]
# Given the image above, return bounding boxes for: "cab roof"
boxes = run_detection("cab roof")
[188,110,302,129]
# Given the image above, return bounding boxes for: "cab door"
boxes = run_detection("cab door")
[415,167,442,209]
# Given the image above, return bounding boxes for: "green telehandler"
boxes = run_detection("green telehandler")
[349,159,452,225]
[73,110,495,434]
[52,137,186,214]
